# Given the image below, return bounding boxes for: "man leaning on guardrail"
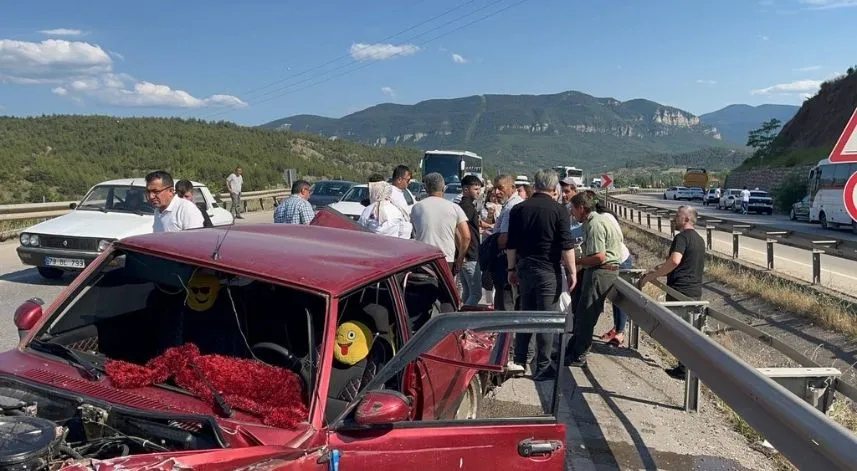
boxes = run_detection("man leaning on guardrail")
[637,205,705,379]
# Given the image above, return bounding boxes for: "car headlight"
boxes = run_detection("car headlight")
[29,234,39,247]
[97,239,112,252]
[20,234,30,246]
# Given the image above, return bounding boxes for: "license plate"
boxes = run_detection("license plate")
[44,257,85,269]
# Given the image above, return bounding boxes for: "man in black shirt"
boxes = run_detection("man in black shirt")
[458,175,484,305]
[507,169,577,381]
[638,205,705,379]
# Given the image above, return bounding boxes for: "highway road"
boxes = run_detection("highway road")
[0,209,275,352]
[617,193,857,242]
[613,194,857,297]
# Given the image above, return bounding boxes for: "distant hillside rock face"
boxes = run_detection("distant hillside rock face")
[262,91,733,172]
[700,104,799,145]
[774,73,857,153]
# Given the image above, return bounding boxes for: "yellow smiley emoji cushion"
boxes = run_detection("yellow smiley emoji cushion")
[334,320,374,365]
[186,272,221,312]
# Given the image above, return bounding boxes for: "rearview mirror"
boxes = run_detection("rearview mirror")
[354,390,411,426]
[14,298,44,340]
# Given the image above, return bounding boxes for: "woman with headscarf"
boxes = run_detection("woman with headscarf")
[358,181,412,239]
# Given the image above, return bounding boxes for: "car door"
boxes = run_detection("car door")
[199,186,234,226]
[325,311,567,470]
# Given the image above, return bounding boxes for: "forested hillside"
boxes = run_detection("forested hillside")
[0,116,420,204]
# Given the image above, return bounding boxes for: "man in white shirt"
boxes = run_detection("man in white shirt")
[227,167,244,220]
[740,186,751,214]
[146,171,205,233]
[411,173,470,275]
[390,165,413,212]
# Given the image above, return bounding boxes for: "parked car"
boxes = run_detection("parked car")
[790,195,810,221]
[6,220,565,470]
[327,184,417,221]
[663,186,691,200]
[717,188,742,210]
[308,180,356,209]
[688,187,705,201]
[734,190,773,215]
[703,188,721,206]
[17,179,232,279]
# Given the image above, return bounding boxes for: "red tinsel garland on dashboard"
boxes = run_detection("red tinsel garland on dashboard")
[104,343,308,429]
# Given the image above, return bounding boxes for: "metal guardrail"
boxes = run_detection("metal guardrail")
[606,194,857,264]
[0,189,289,223]
[608,276,857,470]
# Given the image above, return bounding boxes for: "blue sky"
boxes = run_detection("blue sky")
[0,0,855,125]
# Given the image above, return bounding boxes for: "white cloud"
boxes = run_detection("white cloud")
[349,43,420,61]
[696,79,716,85]
[794,65,822,72]
[38,28,85,37]
[758,34,770,40]
[452,53,468,64]
[1,38,246,109]
[800,0,857,9]
[108,50,124,61]
[381,86,396,98]
[751,78,824,96]
[0,39,112,83]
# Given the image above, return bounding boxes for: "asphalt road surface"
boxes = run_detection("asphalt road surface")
[613,194,857,297]
[616,193,857,242]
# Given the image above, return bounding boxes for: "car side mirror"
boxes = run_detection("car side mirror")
[354,390,411,426]
[14,298,44,340]
[69,202,77,210]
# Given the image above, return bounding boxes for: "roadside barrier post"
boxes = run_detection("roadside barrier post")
[646,213,651,229]
[657,216,662,233]
[661,300,709,413]
[637,209,642,224]
[811,241,837,285]
[733,232,740,258]
[617,269,646,350]
[763,232,788,270]
[706,226,714,250]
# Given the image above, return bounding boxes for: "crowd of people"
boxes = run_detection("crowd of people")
[145,165,705,381]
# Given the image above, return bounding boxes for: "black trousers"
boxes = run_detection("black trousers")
[668,289,702,369]
[513,260,561,374]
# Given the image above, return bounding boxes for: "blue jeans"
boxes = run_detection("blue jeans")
[613,256,634,333]
[460,260,483,305]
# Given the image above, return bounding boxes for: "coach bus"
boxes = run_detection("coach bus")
[807,158,857,231]
[420,150,483,184]
[552,166,584,187]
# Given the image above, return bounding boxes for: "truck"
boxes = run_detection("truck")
[683,168,709,190]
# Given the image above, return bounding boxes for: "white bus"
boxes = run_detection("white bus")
[807,157,857,231]
[552,166,584,187]
[420,150,483,184]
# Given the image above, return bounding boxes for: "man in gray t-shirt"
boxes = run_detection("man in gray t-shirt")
[226,166,244,219]
[411,173,471,275]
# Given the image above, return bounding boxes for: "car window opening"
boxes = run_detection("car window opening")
[35,249,325,431]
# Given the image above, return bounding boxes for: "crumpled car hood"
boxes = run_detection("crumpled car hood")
[59,445,307,471]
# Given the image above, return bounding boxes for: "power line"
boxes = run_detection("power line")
[202,0,529,121]
[231,0,480,102]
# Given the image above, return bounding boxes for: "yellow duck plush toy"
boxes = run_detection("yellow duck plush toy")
[334,320,374,366]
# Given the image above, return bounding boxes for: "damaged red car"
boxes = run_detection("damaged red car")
[3,223,567,470]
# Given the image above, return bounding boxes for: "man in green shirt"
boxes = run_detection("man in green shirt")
[565,191,624,367]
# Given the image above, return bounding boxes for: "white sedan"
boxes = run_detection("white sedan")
[664,186,692,200]
[17,178,233,279]
[327,184,416,221]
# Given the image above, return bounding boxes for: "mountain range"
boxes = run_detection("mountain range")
[699,104,800,145]
[261,91,744,173]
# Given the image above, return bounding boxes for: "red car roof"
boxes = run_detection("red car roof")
[117,224,444,296]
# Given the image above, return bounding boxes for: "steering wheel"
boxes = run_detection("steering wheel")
[251,342,310,388]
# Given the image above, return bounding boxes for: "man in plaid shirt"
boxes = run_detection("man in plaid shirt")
[274,180,315,224]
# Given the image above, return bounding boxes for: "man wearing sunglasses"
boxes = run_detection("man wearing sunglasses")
[146,170,205,233]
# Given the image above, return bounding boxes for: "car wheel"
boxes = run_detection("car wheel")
[852,220,857,235]
[663,194,667,200]
[37,267,64,280]
[453,375,482,420]
[820,212,828,230]
[790,209,796,220]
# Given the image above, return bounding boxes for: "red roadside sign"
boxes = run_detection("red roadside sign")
[829,107,857,163]
[845,172,857,223]
[601,174,614,188]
